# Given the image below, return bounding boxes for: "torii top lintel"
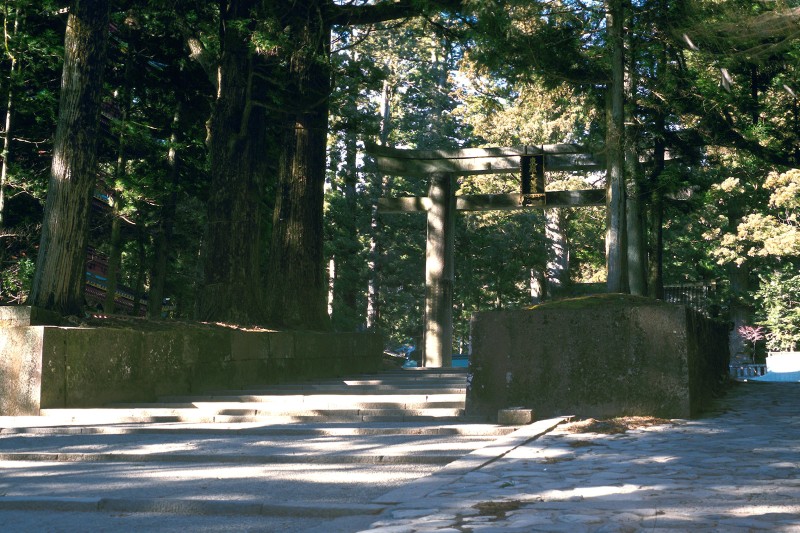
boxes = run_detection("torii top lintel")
[366,142,604,177]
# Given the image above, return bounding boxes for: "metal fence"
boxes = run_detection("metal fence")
[729,364,767,380]
[663,283,717,316]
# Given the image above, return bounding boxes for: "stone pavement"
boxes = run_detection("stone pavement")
[1,378,799,532]
[363,382,800,532]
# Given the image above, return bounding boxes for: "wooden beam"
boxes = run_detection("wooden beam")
[456,193,546,211]
[366,142,588,160]
[367,142,603,176]
[378,189,605,213]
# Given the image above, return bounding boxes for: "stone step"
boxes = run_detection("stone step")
[154,393,465,406]
[201,386,468,395]
[36,408,469,425]
[0,421,515,437]
[0,451,466,465]
[115,401,466,411]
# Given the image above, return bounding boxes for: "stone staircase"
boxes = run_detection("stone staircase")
[38,367,475,425]
[0,367,527,530]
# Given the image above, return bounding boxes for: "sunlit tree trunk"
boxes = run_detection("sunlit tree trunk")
[605,0,627,293]
[367,78,392,330]
[0,6,19,228]
[545,208,568,298]
[29,0,110,315]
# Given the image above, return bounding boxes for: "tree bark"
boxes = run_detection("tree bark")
[265,3,330,329]
[198,0,273,325]
[148,102,181,319]
[102,208,122,313]
[545,208,568,298]
[646,189,664,299]
[605,0,627,293]
[132,225,146,316]
[367,79,393,330]
[330,125,359,328]
[28,0,110,315]
[0,6,19,228]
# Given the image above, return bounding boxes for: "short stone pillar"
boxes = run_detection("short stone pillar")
[0,306,59,415]
[467,295,730,420]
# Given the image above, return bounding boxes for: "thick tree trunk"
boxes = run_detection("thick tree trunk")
[624,25,646,296]
[265,6,330,330]
[605,0,627,293]
[28,0,110,315]
[198,0,272,325]
[626,182,647,295]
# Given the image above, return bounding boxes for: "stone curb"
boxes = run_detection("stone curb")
[0,496,386,517]
[0,451,462,465]
[0,423,514,438]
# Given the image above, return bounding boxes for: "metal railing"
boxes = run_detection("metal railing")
[729,364,767,379]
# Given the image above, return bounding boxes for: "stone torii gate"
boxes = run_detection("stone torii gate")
[368,143,606,368]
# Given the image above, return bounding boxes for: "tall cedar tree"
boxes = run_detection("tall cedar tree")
[28,0,110,315]
[199,0,460,328]
[197,0,273,324]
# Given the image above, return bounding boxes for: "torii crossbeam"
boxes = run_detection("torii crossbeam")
[367,142,605,367]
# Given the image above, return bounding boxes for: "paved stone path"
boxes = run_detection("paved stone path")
[2,378,798,531]
[365,382,800,532]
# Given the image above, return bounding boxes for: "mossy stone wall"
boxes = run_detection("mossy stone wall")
[0,307,382,414]
[467,295,729,420]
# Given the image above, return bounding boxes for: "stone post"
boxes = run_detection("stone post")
[424,173,455,367]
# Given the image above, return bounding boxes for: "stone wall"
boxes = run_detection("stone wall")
[0,307,382,415]
[467,295,730,421]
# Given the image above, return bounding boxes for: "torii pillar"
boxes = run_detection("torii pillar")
[424,173,456,368]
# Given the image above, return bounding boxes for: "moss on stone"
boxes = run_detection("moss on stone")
[526,293,668,311]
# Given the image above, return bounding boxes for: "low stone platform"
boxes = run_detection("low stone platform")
[467,294,730,420]
[0,306,381,415]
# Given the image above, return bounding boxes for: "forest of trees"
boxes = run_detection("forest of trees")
[1,0,799,358]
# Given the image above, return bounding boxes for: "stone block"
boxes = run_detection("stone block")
[230,329,270,362]
[268,331,296,360]
[0,326,45,415]
[467,295,729,420]
[498,408,533,425]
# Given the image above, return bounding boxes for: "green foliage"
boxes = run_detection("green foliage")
[1,254,34,304]
[756,266,800,352]
[710,169,800,266]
